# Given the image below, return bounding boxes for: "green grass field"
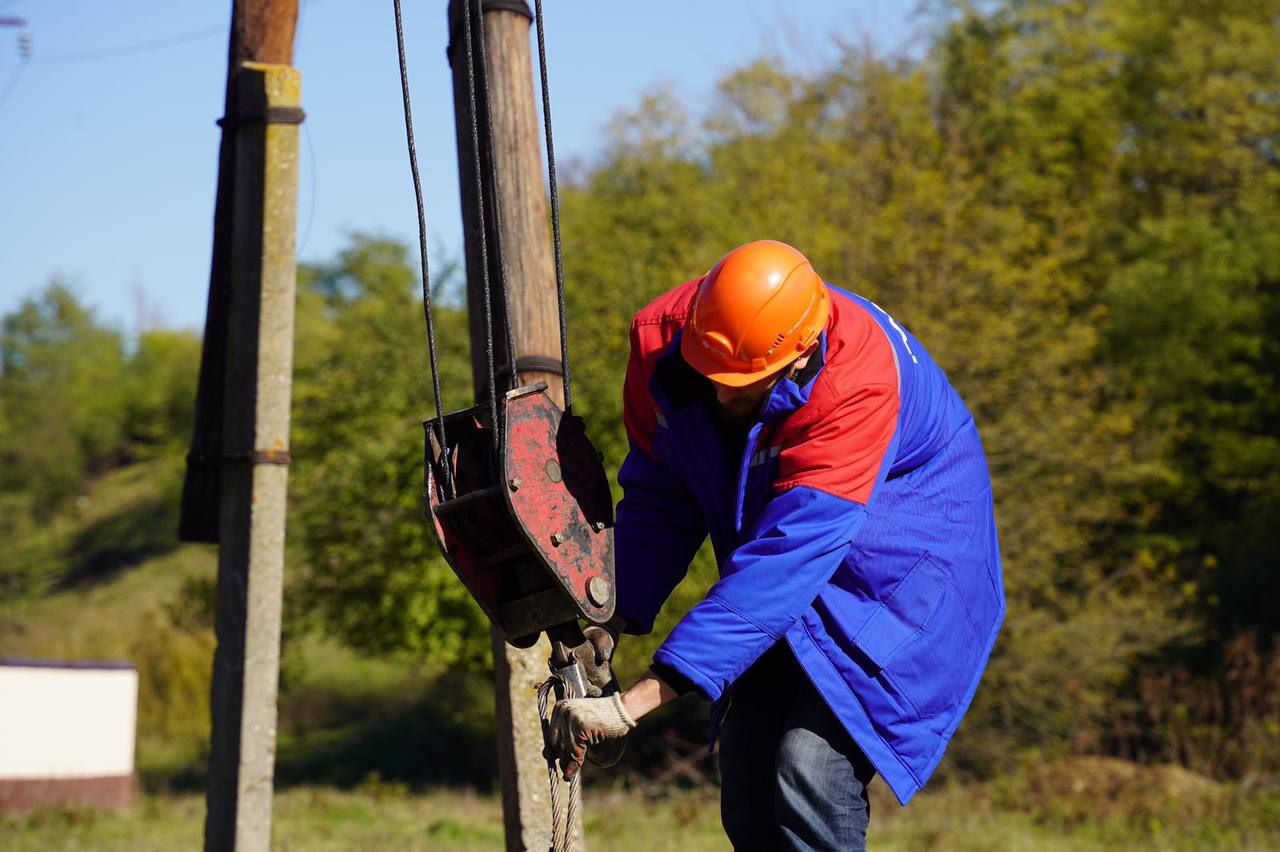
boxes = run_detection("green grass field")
[4,778,1280,851]
[4,459,1280,850]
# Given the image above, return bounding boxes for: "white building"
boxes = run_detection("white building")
[0,660,138,814]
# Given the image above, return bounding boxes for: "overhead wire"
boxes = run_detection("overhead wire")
[297,120,318,256]
[33,0,322,65]
[32,25,224,63]
[0,54,24,111]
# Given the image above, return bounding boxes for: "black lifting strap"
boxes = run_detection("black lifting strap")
[394,0,577,477]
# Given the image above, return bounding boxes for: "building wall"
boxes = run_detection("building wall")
[0,662,138,814]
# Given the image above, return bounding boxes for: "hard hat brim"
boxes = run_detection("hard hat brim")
[680,331,804,388]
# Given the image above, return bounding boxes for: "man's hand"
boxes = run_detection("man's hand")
[548,693,636,780]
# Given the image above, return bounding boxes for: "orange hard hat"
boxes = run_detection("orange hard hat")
[681,240,830,388]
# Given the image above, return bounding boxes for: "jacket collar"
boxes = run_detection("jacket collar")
[760,333,826,423]
[653,330,828,426]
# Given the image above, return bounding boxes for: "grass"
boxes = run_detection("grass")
[3,779,1279,851]
[4,454,1280,850]
[0,454,212,660]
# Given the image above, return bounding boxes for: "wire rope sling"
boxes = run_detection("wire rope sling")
[393,1,623,847]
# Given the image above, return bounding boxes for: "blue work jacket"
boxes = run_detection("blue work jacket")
[613,279,1005,804]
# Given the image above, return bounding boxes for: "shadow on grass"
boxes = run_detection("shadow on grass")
[138,644,719,798]
[59,494,180,589]
[272,686,499,792]
[148,666,499,794]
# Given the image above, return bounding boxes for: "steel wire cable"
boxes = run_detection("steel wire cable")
[393,0,453,497]
[537,675,581,852]
[459,0,501,447]
[467,0,519,397]
[532,0,573,413]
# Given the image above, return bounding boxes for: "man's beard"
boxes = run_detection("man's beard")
[716,398,761,427]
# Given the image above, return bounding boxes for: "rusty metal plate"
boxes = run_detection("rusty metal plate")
[502,385,616,624]
[423,385,615,642]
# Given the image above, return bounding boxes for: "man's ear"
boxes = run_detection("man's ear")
[789,342,820,377]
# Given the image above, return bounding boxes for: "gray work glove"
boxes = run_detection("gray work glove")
[548,693,636,781]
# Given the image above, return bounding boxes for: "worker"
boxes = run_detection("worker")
[549,240,1005,851]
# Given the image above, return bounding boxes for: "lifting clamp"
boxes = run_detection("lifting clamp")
[422,381,616,648]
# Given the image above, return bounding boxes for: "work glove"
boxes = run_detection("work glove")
[571,624,629,767]
[548,693,636,781]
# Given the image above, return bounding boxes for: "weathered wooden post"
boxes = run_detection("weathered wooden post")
[446,1,584,848]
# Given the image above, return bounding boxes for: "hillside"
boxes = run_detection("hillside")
[0,452,496,790]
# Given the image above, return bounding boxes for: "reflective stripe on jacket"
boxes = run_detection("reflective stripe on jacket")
[614,278,1005,804]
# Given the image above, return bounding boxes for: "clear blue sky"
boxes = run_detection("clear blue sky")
[0,1,920,334]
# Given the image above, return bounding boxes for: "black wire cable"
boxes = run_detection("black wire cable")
[460,0,501,448]
[0,55,25,111]
[393,0,453,497]
[469,0,518,395]
[532,0,572,413]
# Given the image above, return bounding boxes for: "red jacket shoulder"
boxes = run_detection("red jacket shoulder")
[623,279,701,454]
[632,278,701,343]
[773,289,902,504]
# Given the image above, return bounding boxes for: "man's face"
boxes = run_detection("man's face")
[707,347,816,425]
[711,370,785,424]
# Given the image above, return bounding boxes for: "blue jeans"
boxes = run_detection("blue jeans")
[718,642,875,851]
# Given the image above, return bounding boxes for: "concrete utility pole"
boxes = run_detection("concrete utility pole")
[182,3,301,851]
[446,1,582,848]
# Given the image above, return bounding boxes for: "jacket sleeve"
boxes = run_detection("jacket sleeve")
[613,441,708,635]
[652,485,864,700]
[652,379,899,702]
[614,305,709,634]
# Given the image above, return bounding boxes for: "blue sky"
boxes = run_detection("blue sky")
[0,1,920,333]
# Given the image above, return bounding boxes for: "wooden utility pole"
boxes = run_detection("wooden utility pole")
[446,1,581,848]
[181,3,301,851]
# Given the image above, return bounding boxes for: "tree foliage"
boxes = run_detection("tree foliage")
[2,0,1276,781]
[547,0,1280,773]
[288,236,487,668]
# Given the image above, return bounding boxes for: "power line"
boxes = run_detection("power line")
[298,120,318,255]
[0,55,25,111]
[34,0,324,65]
[33,24,225,64]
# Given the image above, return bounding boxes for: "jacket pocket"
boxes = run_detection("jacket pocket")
[852,552,980,721]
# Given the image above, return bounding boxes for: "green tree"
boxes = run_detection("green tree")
[0,282,127,513]
[123,329,202,453]
[288,235,488,667]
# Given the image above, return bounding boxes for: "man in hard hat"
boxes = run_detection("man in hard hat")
[549,240,1005,851]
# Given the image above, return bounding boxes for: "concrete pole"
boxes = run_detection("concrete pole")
[182,0,299,543]
[203,61,302,852]
[446,1,582,848]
